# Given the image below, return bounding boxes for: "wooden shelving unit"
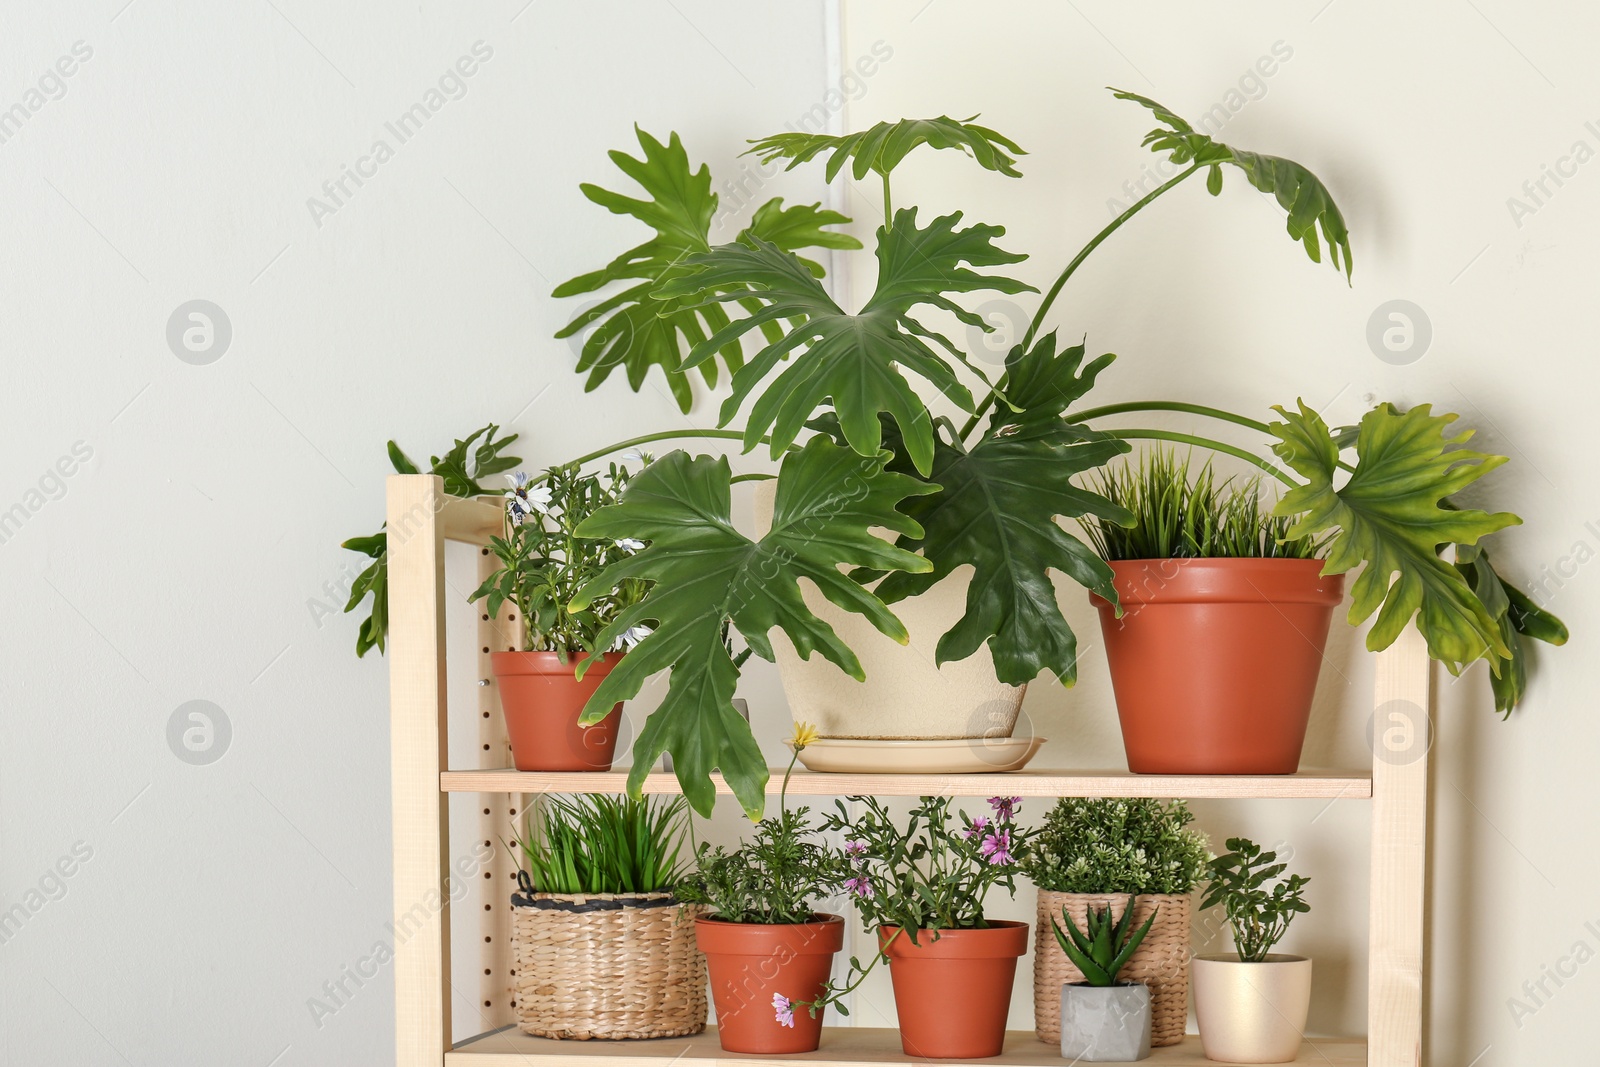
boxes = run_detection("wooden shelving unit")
[389,477,1431,1067]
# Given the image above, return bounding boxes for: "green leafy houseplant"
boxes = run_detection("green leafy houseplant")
[1200,837,1310,963]
[1085,451,1321,562]
[516,793,688,894]
[341,424,521,656]
[675,724,848,924]
[821,795,1033,938]
[468,461,648,656]
[1051,897,1158,986]
[1026,798,1211,896]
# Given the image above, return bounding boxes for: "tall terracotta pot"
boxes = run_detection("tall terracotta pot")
[489,651,624,771]
[879,921,1029,1059]
[1091,559,1343,774]
[696,914,844,1054]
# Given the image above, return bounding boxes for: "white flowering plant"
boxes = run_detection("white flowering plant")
[469,460,650,657]
[1025,797,1211,895]
[822,794,1035,940]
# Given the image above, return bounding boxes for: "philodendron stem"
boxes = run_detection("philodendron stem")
[960,162,1204,441]
[567,429,793,470]
[882,170,893,227]
[1105,428,1296,487]
[1067,400,1273,436]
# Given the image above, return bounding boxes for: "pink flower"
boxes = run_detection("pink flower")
[979,829,1015,866]
[773,993,795,1028]
[988,796,1021,820]
[964,815,990,840]
[844,840,868,858]
[844,874,874,899]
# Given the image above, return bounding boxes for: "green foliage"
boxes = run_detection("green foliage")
[341,424,521,657]
[552,127,859,411]
[467,462,647,655]
[1455,543,1568,716]
[1051,898,1158,986]
[675,743,848,924]
[746,115,1026,180]
[821,795,1034,937]
[1271,401,1520,673]
[657,208,1035,476]
[1025,798,1212,895]
[568,437,937,819]
[1200,837,1310,963]
[1084,449,1322,562]
[1113,89,1352,281]
[869,334,1131,685]
[517,794,689,895]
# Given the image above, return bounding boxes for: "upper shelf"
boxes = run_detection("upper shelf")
[440,495,504,545]
[440,768,1372,800]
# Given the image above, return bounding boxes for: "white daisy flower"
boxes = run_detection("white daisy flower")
[614,538,646,552]
[622,449,653,466]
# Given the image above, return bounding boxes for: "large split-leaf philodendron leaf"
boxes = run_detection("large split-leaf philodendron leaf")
[656,207,1035,476]
[569,438,936,817]
[1111,89,1353,282]
[552,128,859,411]
[746,115,1026,180]
[1271,401,1520,672]
[871,334,1131,685]
[1455,543,1568,714]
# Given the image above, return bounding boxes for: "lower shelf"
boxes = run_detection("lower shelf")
[446,1026,1366,1065]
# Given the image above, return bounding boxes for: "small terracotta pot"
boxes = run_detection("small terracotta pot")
[489,651,624,771]
[696,914,845,1054]
[1192,954,1312,1063]
[879,921,1029,1059]
[1092,559,1343,774]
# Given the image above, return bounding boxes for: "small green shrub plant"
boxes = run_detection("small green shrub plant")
[1026,797,1210,896]
[516,793,688,895]
[1200,837,1310,962]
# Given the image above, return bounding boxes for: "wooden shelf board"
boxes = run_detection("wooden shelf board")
[447,1027,1366,1065]
[440,768,1372,800]
[440,495,504,546]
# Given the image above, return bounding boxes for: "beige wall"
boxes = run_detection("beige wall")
[831,2,1598,1064]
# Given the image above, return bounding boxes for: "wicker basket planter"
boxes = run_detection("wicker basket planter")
[1034,891,1191,1048]
[511,890,707,1040]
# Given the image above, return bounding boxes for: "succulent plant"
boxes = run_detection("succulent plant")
[1050,896,1158,986]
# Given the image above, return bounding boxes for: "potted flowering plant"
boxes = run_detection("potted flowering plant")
[675,724,854,1055]
[468,460,649,771]
[1024,797,1209,1048]
[820,795,1034,1059]
[1192,838,1312,1064]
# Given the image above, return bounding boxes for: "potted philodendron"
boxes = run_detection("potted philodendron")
[676,723,856,1055]
[1051,898,1158,1062]
[345,90,1563,817]
[1083,453,1338,774]
[821,795,1035,1059]
[1192,838,1312,1064]
[469,461,649,771]
[510,794,707,1040]
[1024,797,1209,1048]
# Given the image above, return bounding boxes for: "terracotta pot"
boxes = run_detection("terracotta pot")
[753,482,1025,742]
[1192,954,1312,1063]
[696,914,844,1054]
[1091,559,1343,774]
[879,921,1029,1059]
[489,651,624,771]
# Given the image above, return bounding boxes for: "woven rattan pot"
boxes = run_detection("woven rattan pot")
[1035,891,1191,1048]
[511,890,707,1040]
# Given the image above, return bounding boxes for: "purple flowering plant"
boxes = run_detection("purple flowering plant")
[821,794,1035,943]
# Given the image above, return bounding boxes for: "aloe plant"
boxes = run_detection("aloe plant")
[1051,897,1159,986]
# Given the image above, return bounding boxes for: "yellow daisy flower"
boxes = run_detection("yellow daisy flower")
[788,721,820,751]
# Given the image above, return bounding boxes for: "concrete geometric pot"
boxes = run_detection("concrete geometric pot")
[1059,982,1152,1062]
[1192,954,1312,1063]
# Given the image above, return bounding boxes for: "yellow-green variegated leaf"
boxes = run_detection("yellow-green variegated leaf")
[1270,401,1520,673]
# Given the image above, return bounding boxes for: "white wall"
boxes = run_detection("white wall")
[836,2,1600,1064]
[3,1,1594,1065]
[0,2,837,1064]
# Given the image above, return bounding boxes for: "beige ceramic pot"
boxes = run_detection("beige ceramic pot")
[1191,954,1312,1063]
[753,482,1025,739]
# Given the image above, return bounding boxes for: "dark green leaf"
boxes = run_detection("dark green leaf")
[569,438,935,817]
